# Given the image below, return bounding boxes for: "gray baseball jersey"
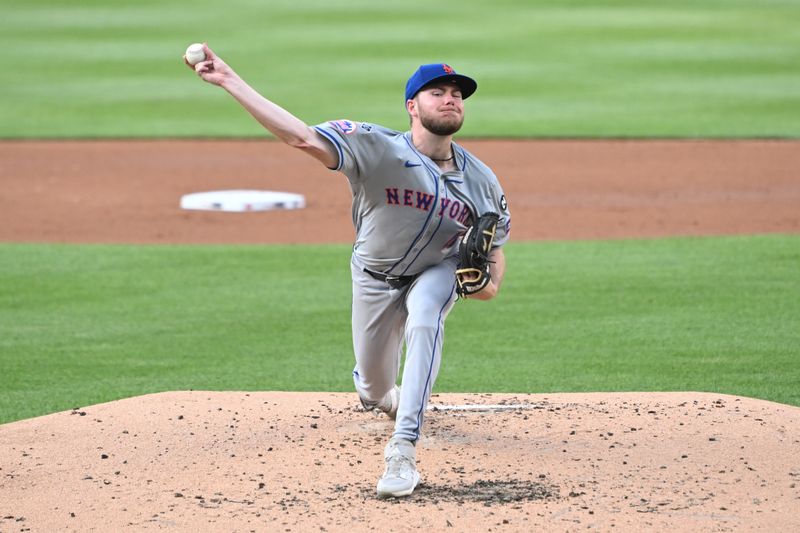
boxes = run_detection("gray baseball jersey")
[314,120,510,276]
[315,119,511,442]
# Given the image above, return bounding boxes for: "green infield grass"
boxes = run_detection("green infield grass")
[1,235,798,424]
[2,0,799,138]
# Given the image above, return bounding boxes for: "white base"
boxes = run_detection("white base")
[180,190,306,212]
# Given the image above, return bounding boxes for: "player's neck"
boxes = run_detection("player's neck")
[409,127,454,164]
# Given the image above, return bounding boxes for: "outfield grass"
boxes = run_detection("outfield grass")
[1,235,798,424]
[2,0,799,138]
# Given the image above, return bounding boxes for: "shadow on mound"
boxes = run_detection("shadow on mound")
[365,479,560,505]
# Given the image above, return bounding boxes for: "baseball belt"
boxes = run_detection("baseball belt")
[364,269,417,290]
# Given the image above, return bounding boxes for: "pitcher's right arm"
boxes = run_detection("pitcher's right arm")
[186,43,339,169]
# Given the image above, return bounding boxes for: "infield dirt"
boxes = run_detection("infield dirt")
[1,140,798,243]
[1,140,799,532]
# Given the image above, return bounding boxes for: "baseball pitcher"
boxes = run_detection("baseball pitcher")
[186,46,511,498]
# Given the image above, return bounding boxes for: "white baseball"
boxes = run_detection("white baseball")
[185,43,206,66]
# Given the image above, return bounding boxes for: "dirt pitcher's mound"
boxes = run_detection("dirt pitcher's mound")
[1,392,799,532]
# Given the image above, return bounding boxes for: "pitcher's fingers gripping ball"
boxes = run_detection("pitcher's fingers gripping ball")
[182,43,232,87]
[184,43,206,66]
[456,212,500,297]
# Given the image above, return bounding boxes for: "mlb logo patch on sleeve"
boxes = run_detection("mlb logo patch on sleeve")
[330,119,357,134]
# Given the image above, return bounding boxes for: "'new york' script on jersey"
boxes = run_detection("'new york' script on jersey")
[385,188,470,224]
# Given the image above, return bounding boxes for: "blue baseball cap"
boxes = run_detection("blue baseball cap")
[405,63,477,102]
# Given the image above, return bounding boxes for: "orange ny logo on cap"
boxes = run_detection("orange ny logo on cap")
[442,64,454,74]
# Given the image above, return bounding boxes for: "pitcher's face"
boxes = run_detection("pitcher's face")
[411,83,464,136]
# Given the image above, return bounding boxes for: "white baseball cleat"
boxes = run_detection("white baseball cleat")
[376,437,420,498]
[376,385,400,420]
[361,385,400,420]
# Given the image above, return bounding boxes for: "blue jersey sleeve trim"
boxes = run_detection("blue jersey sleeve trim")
[313,126,344,171]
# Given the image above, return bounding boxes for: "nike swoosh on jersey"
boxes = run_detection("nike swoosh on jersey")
[404,161,422,168]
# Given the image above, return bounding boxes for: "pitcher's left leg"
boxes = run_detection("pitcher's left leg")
[393,258,458,443]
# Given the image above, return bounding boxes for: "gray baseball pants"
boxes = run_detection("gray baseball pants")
[350,254,458,442]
